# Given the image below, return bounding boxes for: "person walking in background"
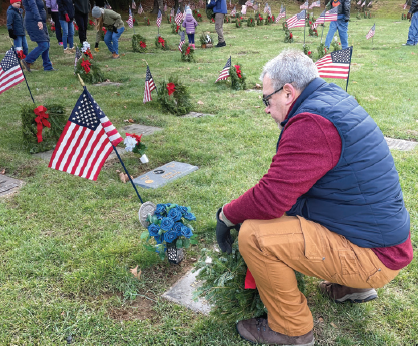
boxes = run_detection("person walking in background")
[324,0,351,49]
[403,0,418,45]
[206,0,227,47]
[182,8,198,49]
[57,0,75,53]
[46,0,63,46]
[73,0,90,45]
[92,6,125,59]
[7,0,29,57]
[21,0,55,72]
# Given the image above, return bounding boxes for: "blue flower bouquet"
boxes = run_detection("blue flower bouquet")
[141,203,197,262]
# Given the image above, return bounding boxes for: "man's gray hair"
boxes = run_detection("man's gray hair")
[260,49,319,91]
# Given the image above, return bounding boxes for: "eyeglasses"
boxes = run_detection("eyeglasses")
[262,86,284,107]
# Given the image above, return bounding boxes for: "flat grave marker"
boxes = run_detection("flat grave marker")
[385,137,417,151]
[121,124,163,136]
[181,112,215,118]
[133,161,198,189]
[0,175,25,198]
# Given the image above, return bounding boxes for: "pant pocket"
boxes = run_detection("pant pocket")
[339,249,358,275]
[366,268,390,288]
[297,216,325,262]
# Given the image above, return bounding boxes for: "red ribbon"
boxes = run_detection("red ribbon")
[244,268,256,289]
[84,49,93,59]
[140,41,146,48]
[158,37,165,47]
[81,58,91,74]
[102,26,107,34]
[34,106,51,143]
[17,51,26,60]
[185,46,190,55]
[126,132,142,143]
[167,83,175,96]
[234,65,242,79]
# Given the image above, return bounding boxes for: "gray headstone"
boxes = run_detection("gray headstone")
[93,82,123,87]
[181,112,215,118]
[133,161,198,189]
[162,268,211,314]
[121,124,163,136]
[385,137,418,151]
[0,175,25,198]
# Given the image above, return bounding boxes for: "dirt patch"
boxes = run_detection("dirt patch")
[108,295,158,321]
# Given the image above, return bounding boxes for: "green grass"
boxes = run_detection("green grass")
[0,1,417,344]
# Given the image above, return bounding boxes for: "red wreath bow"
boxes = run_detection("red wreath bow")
[140,41,146,48]
[89,19,94,25]
[74,23,79,31]
[158,37,165,47]
[126,132,142,143]
[102,26,107,34]
[185,46,190,55]
[34,105,51,143]
[81,58,91,74]
[84,48,93,59]
[234,65,242,78]
[166,83,175,96]
[17,50,26,60]
[51,25,56,31]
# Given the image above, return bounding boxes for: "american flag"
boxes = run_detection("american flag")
[361,1,366,6]
[143,65,156,103]
[245,0,253,7]
[230,6,237,16]
[156,9,162,27]
[0,49,24,96]
[309,0,320,8]
[127,7,134,28]
[264,2,269,12]
[170,7,174,17]
[403,2,407,9]
[138,3,143,14]
[366,23,375,39]
[253,2,258,10]
[241,5,247,14]
[215,56,231,83]
[267,6,272,17]
[132,0,136,9]
[48,88,123,181]
[175,8,183,25]
[312,7,338,27]
[286,10,306,28]
[164,3,167,11]
[178,31,185,51]
[315,46,352,79]
[357,0,361,4]
[368,1,373,6]
[276,5,286,22]
[74,46,82,72]
[300,1,309,9]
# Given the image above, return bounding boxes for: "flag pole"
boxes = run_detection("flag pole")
[10,41,35,105]
[132,7,136,35]
[304,9,307,46]
[76,74,144,204]
[344,46,353,92]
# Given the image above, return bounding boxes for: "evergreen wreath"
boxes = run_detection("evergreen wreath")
[206,8,215,20]
[133,18,139,26]
[74,57,105,84]
[196,12,203,22]
[224,16,230,23]
[357,11,362,20]
[21,104,67,154]
[331,38,342,52]
[167,14,172,24]
[303,44,313,60]
[199,32,213,45]
[257,13,264,25]
[132,34,147,53]
[309,27,318,36]
[87,19,95,30]
[264,16,273,25]
[247,17,255,27]
[157,77,192,116]
[284,29,294,43]
[282,21,288,30]
[145,17,150,25]
[317,43,328,59]
[229,63,246,91]
[235,19,242,28]
[171,22,181,34]
[181,43,195,62]
[193,240,306,323]
[155,36,170,50]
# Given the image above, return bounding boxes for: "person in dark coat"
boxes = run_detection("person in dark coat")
[45,0,63,45]
[57,0,75,53]
[324,0,351,49]
[73,0,90,45]
[7,0,28,57]
[21,0,55,72]
[206,0,227,47]
[403,0,418,45]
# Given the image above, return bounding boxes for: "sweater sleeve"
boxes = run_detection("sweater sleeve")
[223,113,342,224]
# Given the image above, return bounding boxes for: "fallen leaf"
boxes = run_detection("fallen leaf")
[0,169,5,174]
[187,67,190,70]
[123,119,130,122]
[352,81,357,83]
[198,67,201,69]
[190,257,197,262]
[64,87,67,90]
[255,83,262,88]
[128,119,134,123]
[412,52,416,55]
[122,53,126,56]
[61,311,65,316]
[116,170,121,173]
[130,265,141,279]
[318,317,324,323]
[330,322,337,328]
[197,100,204,105]
[119,172,129,183]
[254,106,261,108]
[105,65,109,67]
[124,106,127,109]
[258,95,262,99]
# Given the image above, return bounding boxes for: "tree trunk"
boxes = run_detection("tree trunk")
[152,0,165,13]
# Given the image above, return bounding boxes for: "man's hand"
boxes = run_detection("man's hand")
[407,12,411,20]
[65,13,71,22]
[216,208,233,254]
[8,29,17,40]
[37,22,43,30]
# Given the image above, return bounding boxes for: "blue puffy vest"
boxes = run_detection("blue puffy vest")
[279,78,410,248]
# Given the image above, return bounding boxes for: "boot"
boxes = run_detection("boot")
[21,59,31,72]
[319,281,378,303]
[112,52,120,59]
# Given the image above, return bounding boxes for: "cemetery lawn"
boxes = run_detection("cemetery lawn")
[0,1,417,344]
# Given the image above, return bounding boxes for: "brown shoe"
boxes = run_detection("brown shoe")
[236,317,314,345]
[112,53,120,59]
[21,59,31,72]
[319,281,378,303]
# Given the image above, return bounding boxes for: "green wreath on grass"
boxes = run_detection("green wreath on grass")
[74,57,105,84]
[229,63,246,91]
[155,36,170,50]
[247,17,255,27]
[317,43,328,59]
[236,19,242,28]
[284,29,294,43]
[132,34,147,53]
[181,43,195,62]
[171,22,181,34]
[157,77,192,116]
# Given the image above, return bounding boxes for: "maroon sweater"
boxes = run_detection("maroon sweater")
[223,112,413,271]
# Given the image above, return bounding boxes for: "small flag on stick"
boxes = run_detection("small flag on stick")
[178,31,185,51]
[127,7,134,28]
[312,7,338,27]
[366,23,375,39]
[0,48,25,96]
[315,46,353,79]
[300,1,309,9]
[215,56,231,83]
[264,2,269,12]
[132,0,136,9]
[156,9,162,27]
[175,8,183,25]
[286,10,306,28]
[143,65,156,103]
[74,46,82,72]
[309,0,320,8]
[276,5,286,22]
[48,87,123,181]
[230,6,237,16]
[138,3,143,14]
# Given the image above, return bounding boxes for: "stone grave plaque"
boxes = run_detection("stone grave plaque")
[92,82,123,87]
[385,137,418,151]
[0,175,25,198]
[133,161,198,189]
[121,124,163,136]
[162,268,211,315]
[181,112,215,118]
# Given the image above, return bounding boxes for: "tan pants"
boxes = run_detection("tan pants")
[215,13,225,43]
[238,216,400,337]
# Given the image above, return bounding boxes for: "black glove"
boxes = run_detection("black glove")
[47,8,52,14]
[216,208,234,254]
[95,42,99,48]
[112,25,118,33]
[8,29,17,40]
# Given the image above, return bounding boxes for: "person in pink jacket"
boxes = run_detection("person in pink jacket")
[182,8,198,49]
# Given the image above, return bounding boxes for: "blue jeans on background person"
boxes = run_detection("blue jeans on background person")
[59,20,74,49]
[13,35,29,56]
[407,12,418,45]
[104,27,125,54]
[187,34,195,44]
[325,19,349,49]
[25,41,53,71]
